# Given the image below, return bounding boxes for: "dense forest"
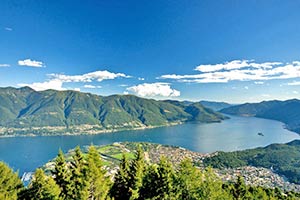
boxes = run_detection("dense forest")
[1,146,300,200]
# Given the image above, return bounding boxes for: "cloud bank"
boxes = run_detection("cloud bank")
[126,82,180,97]
[160,60,300,83]
[48,70,129,82]
[18,79,64,91]
[18,70,129,91]
[18,59,45,67]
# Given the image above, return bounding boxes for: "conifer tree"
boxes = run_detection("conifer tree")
[139,164,160,199]
[157,156,177,199]
[69,146,89,200]
[128,146,145,200]
[199,167,231,200]
[86,145,111,200]
[141,156,177,200]
[110,154,131,200]
[176,159,203,200]
[229,176,247,200]
[52,149,71,199]
[0,162,23,200]
[24,168,61,200]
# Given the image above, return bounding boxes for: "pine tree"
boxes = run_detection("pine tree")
[176,159,203,200]
[52,149,71,199]
[110,154,131,200]
[229,176,247,200]
[128,146,145,200]
[141,156,177,200]
[24,168,61,200]
[69,146,89,200]
[198,167,231,200]
[86,145,111,200]
[139,164,160,199]
[0,162,23,200]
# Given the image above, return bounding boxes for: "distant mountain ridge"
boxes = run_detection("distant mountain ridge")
[221,99,300,133]
[0,87,227,136]
[199,100,233,111]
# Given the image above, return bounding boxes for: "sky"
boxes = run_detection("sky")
[1,0,300,103]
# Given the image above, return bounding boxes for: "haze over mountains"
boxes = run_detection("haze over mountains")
[0,87,227,136]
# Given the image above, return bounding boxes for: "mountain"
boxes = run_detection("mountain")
[203,140,300,184]
[0,87,227,136]
[199,100,233,111]
[220,99,300,133]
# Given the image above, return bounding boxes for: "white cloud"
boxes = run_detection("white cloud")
[126,82,180,98]
[195,60,282,72]
[18,59,45,67]
[18,79,64,91]
[195,60,250,72]
[49,70,129,82]
[4,27,12,31]
[287,81,300,86]
[292,91,299,94]
[254,81,264,84]
[244,86,249,90]
[17,70,129,91]
[160,60,300,83]
[84,84,102,89]
[138,77,145,81]
[0,64,10,67]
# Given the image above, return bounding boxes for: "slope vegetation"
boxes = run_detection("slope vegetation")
[0,87,226,136]
[204,140,300,184]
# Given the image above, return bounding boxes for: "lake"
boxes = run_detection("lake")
[0,115,299,175]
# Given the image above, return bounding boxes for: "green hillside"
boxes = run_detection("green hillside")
[221,99,300,133]
[203,140,300,184]
[0,87,226,136]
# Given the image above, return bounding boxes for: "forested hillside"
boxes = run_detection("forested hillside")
[204,140,300,184]
[0,87,227,136]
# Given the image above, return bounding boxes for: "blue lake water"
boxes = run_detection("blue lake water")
[0,115,299,175]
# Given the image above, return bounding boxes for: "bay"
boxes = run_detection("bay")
[0,115,299,175]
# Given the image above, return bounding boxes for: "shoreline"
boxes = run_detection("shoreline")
[0,121,185,138]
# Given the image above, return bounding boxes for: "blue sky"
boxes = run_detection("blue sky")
[1,0,300,103]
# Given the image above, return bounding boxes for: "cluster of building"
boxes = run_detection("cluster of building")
[215,166,300,192]
[39,142,300,193]
[130,143,300,193]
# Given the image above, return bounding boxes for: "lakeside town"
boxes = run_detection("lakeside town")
[38,142,300,193]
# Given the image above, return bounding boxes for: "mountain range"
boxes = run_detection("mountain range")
[199,100,233,111]
[0,87,227,136]
[220,99,300,133]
